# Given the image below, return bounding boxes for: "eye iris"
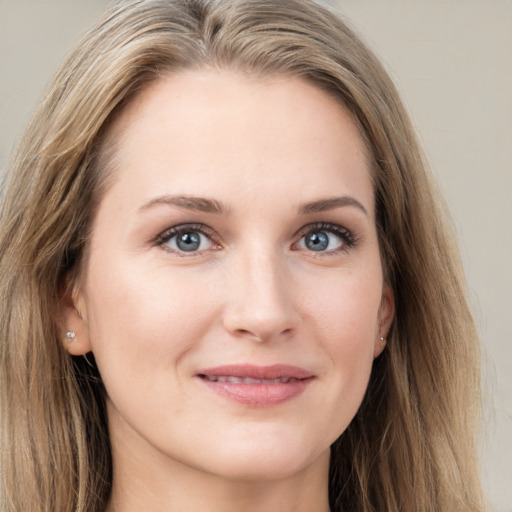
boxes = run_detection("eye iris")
[176,232,201,251]
[305,231,329,251]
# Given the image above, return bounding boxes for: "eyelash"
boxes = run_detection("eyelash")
[293,222,359,253]
[153,222,358,255]
[154,223,220,255]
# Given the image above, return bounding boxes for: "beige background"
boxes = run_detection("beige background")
[1,1,511,510]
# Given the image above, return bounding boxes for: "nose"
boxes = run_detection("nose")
[222,248,300,342]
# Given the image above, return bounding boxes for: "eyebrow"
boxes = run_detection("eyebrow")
[139,194,368,217]
[139,195,226,214]
[298,196,368,216]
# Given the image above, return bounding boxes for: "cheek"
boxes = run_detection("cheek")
[82,255,219,379]
[303,268,382,419]
[304,264,382,343]
[81,261,226,429]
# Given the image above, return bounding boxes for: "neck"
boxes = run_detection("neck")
[106,411,331,512]
[108,465,331,512]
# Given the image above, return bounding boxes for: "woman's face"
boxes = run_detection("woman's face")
[66,70,393,482]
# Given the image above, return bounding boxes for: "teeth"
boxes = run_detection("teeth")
[241,377,260,384]
[203,375,297,384]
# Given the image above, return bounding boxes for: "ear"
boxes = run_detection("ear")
[59,274,92,356]
[374,283,395,358]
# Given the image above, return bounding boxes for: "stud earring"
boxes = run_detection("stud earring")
[380,336,386,342]
[65,331,76,343]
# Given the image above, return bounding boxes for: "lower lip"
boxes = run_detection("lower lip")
[198,377,314,407]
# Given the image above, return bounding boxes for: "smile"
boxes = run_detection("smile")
[196,364,315,407]
[201,375,300,384]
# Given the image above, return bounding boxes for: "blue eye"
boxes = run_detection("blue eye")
[296,223,354,253]
[300,230,342,252]
[157,225,215,253]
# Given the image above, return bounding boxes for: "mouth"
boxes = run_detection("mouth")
[200,375,301,384]
[196,364,315,407]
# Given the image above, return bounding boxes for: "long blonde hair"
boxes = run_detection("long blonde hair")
[0,0,483,510]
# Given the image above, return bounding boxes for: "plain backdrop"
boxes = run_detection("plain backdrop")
[1,1,511,510]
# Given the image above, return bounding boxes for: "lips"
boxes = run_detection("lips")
[202,375,300,384]
[196,364,315,407]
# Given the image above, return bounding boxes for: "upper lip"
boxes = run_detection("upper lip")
[196,364,314,380]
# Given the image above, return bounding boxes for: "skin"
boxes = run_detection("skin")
[62,69,394,512]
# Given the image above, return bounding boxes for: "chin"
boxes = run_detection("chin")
[191,430,330,482]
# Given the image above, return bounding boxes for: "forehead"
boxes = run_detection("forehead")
[100,69,374,216]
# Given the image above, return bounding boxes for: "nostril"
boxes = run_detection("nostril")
[222,282,300,342]
[234,328,266,341]
[235,328,255,337]
[232,326,295,342]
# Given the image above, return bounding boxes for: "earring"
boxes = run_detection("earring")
[65,331,76,343]
[380,336,386,342]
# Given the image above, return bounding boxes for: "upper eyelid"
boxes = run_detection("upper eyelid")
[152,221,356,249]
[153,223,218,246]
[293,222,352,239]
[292,222,358,251]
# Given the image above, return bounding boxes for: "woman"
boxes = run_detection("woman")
[0,0,484,511]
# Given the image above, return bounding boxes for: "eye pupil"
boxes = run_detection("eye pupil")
[305,231,329,251]
[176,232,201,251]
